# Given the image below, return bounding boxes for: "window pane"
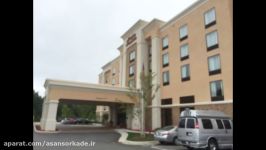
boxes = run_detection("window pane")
[205,9,216,25]
[130,51,135,61]
[202,119,213,129]
[163,53,169,65]
[187,119,195,129]
[163,71,169,83]
[179,118,186,128]
[181,44,189,58]
[207,31,218,47]
[210,81,224,97]
[162,37,168,48]
[129,65,134,75]
[216,119,224,129]
[181,65,189,78]
[180,25,188,38]
[222,120,232,129]
[208,55,220,71]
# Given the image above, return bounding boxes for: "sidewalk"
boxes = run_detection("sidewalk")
[114,129,159,146]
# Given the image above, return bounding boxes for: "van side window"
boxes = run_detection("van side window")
[202,119,213,129]
[187,118,195,128]
[179,118,186,128]
[222,120,232,129]
[216,119,224,129]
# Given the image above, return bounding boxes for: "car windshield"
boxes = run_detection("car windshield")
[161,126,174,130]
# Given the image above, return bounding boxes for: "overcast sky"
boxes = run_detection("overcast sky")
[34,0,197,96]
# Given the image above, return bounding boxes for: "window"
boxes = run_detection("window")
[112,79,115,85]
[163,71,170,86]
[128,79,135,88]
[161,98,172,105]
[148,59,152,72]
[210,80,224,101]
[112,68,116,75]
[202,119,213,129]
[162,53,169,67]
[181,64,190,81]
[222,120,232,129]
[208,55,221,75]
[206,31,219,50]
[204,8,216,28]
[179,118,186,128]
[180,44,189,60]
[187,119,195,129]
[180,96,195,103]
[216,119,224,129]
[162,37,169,50]
[129,51,136,62]
[148,46,152,57]
[179,25,188,41]
[129,65,135,76]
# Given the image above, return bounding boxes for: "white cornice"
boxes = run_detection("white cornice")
[142,18,165,34]
[160,0,208,32]
[121,19,148,40]
[44,79,136,93]
[148,100,233,108]
[101,56,120,70]
[117,44,123,52]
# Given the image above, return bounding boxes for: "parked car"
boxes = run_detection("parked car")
[61,118,77,124]
[154,125,179,145]
[76,118,90,124]
[177,109,233,150]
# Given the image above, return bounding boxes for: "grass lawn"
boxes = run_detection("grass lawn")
[127,132,154,141]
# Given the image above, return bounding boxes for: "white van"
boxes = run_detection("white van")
[177,109,233,150]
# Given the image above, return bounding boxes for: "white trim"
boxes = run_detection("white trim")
[148,100,233,108]
[44,79,136,93]
[160,0,208,32]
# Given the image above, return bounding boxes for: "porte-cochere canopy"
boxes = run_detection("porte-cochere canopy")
[40,79,138,131]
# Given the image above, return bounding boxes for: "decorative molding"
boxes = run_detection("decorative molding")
[160,0,208,32]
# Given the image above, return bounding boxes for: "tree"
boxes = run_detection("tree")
[33,90,44,122]
[126,71,160,137]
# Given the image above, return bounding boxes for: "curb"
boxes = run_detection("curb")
[115,129,158,146]
[33,122,61,134]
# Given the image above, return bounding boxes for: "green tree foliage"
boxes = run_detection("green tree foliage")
[57,103,96,121]
[33,90,44,121]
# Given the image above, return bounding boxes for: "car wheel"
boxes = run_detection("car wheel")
[173,137,179,145]
[208,139,218,150]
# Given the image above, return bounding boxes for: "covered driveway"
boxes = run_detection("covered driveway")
[40,79,137,131]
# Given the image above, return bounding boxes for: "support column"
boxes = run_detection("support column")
[121,43,127,87]
[110,104,117,127]
[151,36,161,130]
[40,100,59,131]
[131,106,141,130]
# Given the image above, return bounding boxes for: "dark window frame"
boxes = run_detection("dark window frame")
[208,54,222,75]
[129,65,135,77]
[179,24,188,41]
[129,50,136,62]
[180,96,195,104]
[181,64,190,82]
[162,71,170,86]
[162,53,169,68]
[180,43,189,61]
[210,80,224,101]
[162,36,169,50]
[206,30,219,51]
[204,7,217,28]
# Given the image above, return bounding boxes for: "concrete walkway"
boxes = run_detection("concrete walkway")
[114,129,159,146]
